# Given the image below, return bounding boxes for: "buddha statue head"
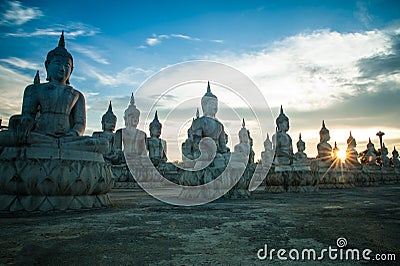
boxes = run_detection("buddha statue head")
[319,120,330,142]
[201,81,218,118]
[124,94,140,129]
[102,101,117,132]
[276,105,289,133]
[238,119,249,144]
[149,111,162,138]
[45,31,74,85]
[297,133,305,152]
[393,146,399,156]
[347,131,356,148]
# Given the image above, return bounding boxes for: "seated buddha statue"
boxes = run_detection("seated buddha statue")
[294,133,307,161]
[0,31,106,152]
[114,94,147,159]
[92,101,120,163]
[272,106,293,165]
[380,143,390,167]
[189,82,228,169]
[364,138,379,168]
[317,120,333,163]
[261,133,274,166]
[146,111,167,166]
[391,147,400,168]
[345,131,361,168]
[230,119,251,169]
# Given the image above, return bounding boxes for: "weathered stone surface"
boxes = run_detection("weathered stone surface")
[0,147,113,211]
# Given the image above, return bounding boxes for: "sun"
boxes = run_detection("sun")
[337,150,347,162]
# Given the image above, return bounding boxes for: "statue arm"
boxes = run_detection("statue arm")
[70,91,86,136]
[114,129,122,151]
[19,85,38,142]
[218,127,228,153]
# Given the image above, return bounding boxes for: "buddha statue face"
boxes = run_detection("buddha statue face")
[202,96,218,117]
[297,141,305,152]
[124,114,139,129]
[46,56,73,85]
[102,118,116,132]
[277,119,289,133]
[150,126,161,138]
[238,128,249,143]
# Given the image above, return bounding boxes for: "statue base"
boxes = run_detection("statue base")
[265,165,319,193]
[0,146,114,211]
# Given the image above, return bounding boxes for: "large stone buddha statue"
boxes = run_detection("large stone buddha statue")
[0,32,113,211]
[189,82,228,169]
[0,31,106,152]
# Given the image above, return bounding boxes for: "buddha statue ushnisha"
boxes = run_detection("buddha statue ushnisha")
[0,31,106,152]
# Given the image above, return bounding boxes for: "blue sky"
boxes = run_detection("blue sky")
[0,0,399,160]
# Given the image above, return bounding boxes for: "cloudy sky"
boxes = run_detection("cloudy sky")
[0,0,399,160]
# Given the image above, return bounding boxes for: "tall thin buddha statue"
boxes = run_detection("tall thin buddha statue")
[317,120,333,162]
[345,131,360,167]
[272,106,293,165]
[146,111,167,166]
[92,101,118,162]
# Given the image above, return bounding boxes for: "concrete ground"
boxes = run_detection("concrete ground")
[0,185,399,265]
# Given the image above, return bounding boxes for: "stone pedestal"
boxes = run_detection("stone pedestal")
[265,165,318,193]
[0,147,114,211]
[310,160,356,189]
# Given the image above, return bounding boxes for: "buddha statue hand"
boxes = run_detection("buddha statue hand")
[16,117,33,144]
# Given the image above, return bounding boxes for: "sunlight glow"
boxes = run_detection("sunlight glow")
[337,150,347,162]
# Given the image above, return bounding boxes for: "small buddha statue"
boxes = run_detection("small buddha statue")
[345,131,360,167]
[272,106,293,165]
[333,142,340,160]
[365,138,379,168]
[0,31,106,152]
[230,119,250,168]
[380,143,390,167]
[114,94,147,158]
[261,133,274,166]
[92,101,119,163]
[317,120,333,162]
[146,111,167,166]
[294,133,307,161]
[390,147,400,168]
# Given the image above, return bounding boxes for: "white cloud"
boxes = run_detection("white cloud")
[145,33,201,47]
[0,57,41,71]
[210,39,224,44]
[205,29,396,111]
[88,66,154,87]
[0,1,43,26]
[5,23,99,38]
[72,45,109,65]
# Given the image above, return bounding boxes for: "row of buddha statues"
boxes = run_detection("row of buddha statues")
[0,31,398,177]
[259,106,400,170]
